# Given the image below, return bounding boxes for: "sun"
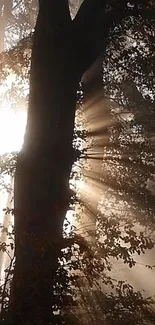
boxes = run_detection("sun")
[0,74,28,155]
[0,107,27,155]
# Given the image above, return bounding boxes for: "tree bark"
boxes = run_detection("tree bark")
[5,0,112,323]
[7,1,80,324]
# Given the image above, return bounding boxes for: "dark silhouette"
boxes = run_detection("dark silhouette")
[0,1,155,324]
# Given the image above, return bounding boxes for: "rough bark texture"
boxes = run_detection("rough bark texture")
[8,1,79,324]
[5,0,109,324]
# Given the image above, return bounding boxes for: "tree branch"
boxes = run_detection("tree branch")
[74,0,107,30]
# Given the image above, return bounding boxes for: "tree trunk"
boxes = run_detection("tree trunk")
[0,0,12,52]
[7,1,81,324]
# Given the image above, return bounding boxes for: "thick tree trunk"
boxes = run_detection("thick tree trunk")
[3,0,110,323]
[6,1,80,324]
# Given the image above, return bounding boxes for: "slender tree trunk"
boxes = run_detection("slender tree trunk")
[0,0,12,52]
[7,1,81,324]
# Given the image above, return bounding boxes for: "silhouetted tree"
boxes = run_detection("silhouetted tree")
[0,1,155,324]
